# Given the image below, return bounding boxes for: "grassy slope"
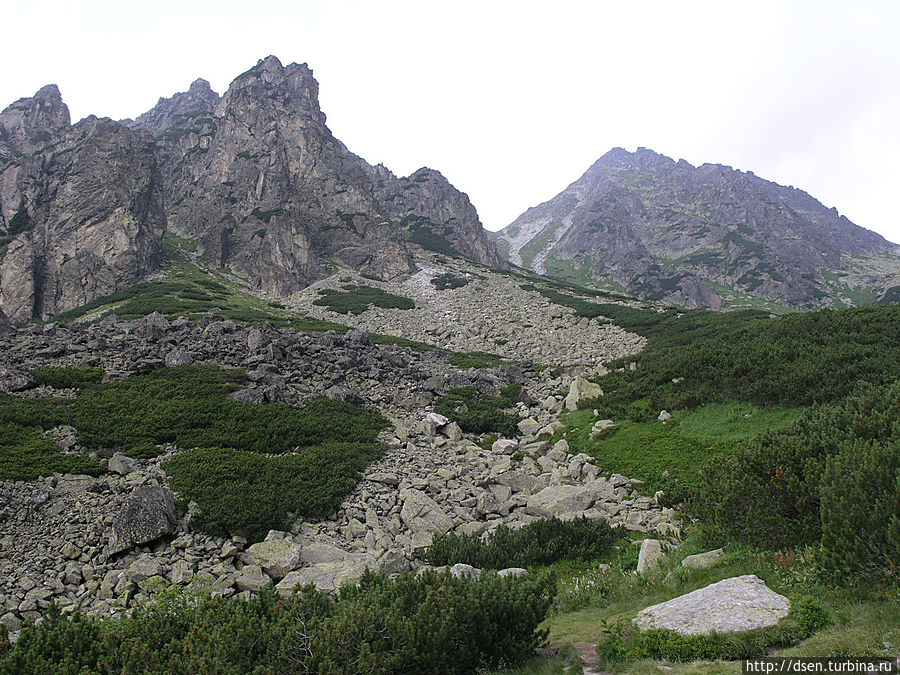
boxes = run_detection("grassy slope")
[552,403,806,495]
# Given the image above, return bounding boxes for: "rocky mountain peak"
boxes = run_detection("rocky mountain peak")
[221,56,325,125]
[0,87,166,321]
[0,84,71,153]
[130,77,220,132]
[497,147,900,310]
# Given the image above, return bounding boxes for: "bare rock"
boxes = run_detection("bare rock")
[633,575,790,635]
[108,486,177,555]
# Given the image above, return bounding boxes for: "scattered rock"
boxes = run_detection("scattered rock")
[108,453,141,476]
[636,539,665,574]
[681,548,725,570]
[241,538,301,581]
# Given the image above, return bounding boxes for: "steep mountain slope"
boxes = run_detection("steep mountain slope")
[496,147,900,310]
[0,86,166,322]
[131,56,501,296]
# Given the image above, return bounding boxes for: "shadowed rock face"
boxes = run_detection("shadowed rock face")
[135,56,501,296]
[0,89,166,322]
[497,147,900,310]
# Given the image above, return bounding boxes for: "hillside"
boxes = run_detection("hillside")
[495,147,900,310]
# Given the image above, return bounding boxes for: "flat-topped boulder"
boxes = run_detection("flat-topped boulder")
[633,575,790,635]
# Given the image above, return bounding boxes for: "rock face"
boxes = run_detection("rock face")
[129,56,501,299]
[0,307,13,337]
[372,165,502,267]
[633,574,790,635]
[496,147,900,310]
[0,86,166,322]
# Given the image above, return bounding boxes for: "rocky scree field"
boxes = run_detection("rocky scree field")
[0,250,898,673]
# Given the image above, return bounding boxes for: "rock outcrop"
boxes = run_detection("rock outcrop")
[496,147,900,310]
[0,86,166,321]
[373,165,503,267]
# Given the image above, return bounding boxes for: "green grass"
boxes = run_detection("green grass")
[676,402,806,443]
[312,284,415,315]
[539,532,899,672]
[553,403,805,498]
[519,221,563,269]
[543,252,605,290]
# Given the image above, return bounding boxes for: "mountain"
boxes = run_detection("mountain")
[0,86,166,322]
[0,57,501,321]
[128,56,500,297]
[495,147,900,310]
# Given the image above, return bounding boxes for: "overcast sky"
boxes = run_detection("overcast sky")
[3,0,898,244]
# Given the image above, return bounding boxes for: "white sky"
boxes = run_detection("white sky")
[2,0,898,244]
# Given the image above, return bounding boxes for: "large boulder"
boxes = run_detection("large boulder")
[526,484,600,517]
[108,486,177,555]
[241,539,301,580]
[0,367,33,393]
[633,575,790,635]
[276,559,372,594]
[564,376,604,411]
[682,548,725,570]
[400,488,453,538]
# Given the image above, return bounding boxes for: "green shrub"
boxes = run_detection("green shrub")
[313,285,415,314]
[434,385,520,436]
[819,436,900,578]
[431,272,470,290]
[0,604,102,673]
[0,421,103,481]
[0,572,556,674]
[317,570,555,674]
[596,594,830,664]
[578,304,900,421]
[31,366,104,389]
[692,380,899,574]
[68,366,386,457]
[425,517,625,569]
[164,443,382,539]
[449,351,506,369]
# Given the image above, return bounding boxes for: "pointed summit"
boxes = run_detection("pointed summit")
[0,84,71,152]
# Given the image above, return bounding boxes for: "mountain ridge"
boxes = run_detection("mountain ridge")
[495,147,900,310]
[0,56,502,321]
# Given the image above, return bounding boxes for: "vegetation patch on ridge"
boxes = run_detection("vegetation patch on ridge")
[313,284,415,315]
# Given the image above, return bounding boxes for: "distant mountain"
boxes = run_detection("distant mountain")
[495,147,900,310]
[0,56,502,321]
